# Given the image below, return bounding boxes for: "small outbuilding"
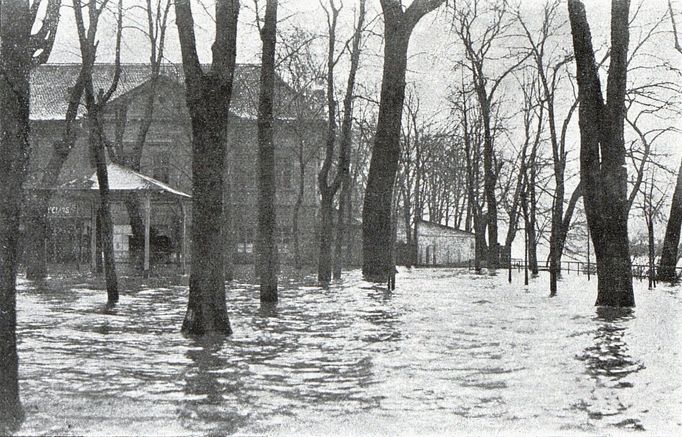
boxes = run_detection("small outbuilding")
[397,219,476,267]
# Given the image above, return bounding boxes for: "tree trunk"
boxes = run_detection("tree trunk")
[333,167,350,277]
[657,158,682,282]
[362,31,410,281]
[647,217,656,289]
[176,0,239,335]
[479,95,499,271]
[362,0,444,280]
[568,0,634,307]
[89,116,119,306]
[318,192,334,282]
[256,0,278,301]
[0,1,31,425]
[292,157,304,270]
[528,165,539,275]
[556,182,582,268]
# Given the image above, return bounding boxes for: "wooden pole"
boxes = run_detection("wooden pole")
[144,192,151,278]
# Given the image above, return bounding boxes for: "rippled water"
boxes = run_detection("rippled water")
[13,267,682,436]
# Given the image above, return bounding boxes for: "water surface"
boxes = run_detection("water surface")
[14,268,682,435]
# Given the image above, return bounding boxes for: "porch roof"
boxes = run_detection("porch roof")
[59,163,191,199]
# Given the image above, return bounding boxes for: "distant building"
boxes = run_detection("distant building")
[24,63,343,268]
[397,219,475,267]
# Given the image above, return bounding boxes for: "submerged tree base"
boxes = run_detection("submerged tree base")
[0,403,24,435]
[181,308,232,337]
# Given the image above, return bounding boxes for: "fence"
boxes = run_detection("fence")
[470,259,682,282]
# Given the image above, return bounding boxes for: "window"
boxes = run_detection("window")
[237,227,254,254]
[152,151,170,184]
[277,158,293,190]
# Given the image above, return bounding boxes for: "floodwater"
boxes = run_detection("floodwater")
[12,267,682,436]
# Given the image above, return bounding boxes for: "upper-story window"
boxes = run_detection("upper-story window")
[277,158,293,190]
[152,150,170,184]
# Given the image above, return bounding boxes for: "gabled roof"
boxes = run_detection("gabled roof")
[30,63,322,121]
[60,163,190,198]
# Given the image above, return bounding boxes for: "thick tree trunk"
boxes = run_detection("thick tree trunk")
[256,0,278,301]
[568,0,634,307]
[657,158,682,282]
[183,113,230,334]
[0,1,31,425]
[176,0,239,335]
[362,31,410,281]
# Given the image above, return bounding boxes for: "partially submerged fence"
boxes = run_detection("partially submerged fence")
[469,259,682,282]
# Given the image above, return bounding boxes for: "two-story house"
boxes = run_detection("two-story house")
[25,63,326,268]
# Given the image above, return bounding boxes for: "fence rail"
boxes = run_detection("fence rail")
[471,259,682,282]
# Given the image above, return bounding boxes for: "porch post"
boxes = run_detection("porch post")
[144,192,151,278]
[90,197,97,273]
[181,199,187,275]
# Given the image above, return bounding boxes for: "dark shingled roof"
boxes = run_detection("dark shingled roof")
[30,63,321,121]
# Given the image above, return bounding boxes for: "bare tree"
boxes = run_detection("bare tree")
[636,169,667,289]
[0,0,61,426]
[362,0,444,281]
[518,0,577,295]
[656,0,682,282]
[567,0,635,307]
[176,0,239,334]
[276,26,323,269]
[73,0,124,306]
[452,0,529,271]
[332,0,366,280]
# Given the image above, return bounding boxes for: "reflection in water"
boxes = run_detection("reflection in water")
[575,307,646,429]
[181,336,252,434]
[12,268,682,435]
[579,307,642,383]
